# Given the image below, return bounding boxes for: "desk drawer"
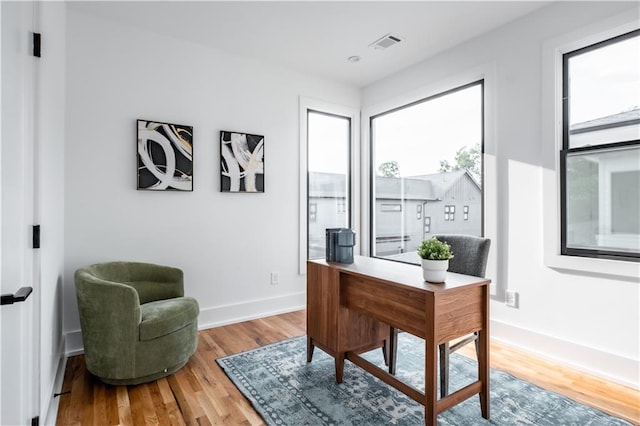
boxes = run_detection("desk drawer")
[341,273,427,339]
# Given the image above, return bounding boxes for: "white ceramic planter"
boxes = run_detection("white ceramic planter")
[421,258,449,283]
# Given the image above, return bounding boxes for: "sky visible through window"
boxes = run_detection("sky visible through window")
[307,85,482,176]
[373,84,482,178]
[308,112,350,174]
[569,34,639,124]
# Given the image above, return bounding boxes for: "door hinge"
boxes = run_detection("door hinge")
[33,225,40,249]
[33,32,41,58]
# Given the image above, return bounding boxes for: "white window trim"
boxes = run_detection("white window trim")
[299,97,360,275]
[541,10,640,280]
[361,65,499,295]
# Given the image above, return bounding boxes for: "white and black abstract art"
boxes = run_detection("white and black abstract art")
[137,120,193,191]
[220,131,264,192]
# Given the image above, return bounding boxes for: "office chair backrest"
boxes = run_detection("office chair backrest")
[434,234,491,278]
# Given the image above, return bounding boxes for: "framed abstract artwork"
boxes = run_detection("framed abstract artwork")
[220,131,264,192]
[137,119,193,191]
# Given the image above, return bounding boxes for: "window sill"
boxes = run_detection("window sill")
[544,253,640,281]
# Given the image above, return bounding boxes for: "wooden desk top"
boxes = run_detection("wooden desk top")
[309,255,489,293]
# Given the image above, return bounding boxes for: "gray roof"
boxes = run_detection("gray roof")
[375,175,436,200]
[408,170,479,197]
[570,107,640,133]
[309,169,478,200]
[309,172,347,197]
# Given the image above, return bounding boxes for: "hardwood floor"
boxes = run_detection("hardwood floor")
[56,310,639,425]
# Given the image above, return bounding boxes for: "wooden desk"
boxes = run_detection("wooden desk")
[306,256,490,425]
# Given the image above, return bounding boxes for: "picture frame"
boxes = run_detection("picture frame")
[137,119,193,191]
[220,131,265,192]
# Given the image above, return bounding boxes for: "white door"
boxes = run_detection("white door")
[1,1,41,424]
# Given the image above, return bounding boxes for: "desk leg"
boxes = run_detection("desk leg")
[479,285,490,420]
[306,336,315,362]
[335,353,345,384]
[478,328,490,419]
[424,340,438,425]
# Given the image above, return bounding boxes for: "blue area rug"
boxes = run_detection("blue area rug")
[217,334,631,425]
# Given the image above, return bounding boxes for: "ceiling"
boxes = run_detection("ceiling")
[68,1,550,87]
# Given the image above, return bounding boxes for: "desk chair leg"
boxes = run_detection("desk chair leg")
[439,333,480,398]
[439,342,449,398]
[382,339,389,366]
[388,326,398,375]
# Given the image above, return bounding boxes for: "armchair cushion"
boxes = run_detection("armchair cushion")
[127,280,184,304]
[139,296,199,341]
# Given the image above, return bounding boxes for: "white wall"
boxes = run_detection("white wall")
[362,1,639,388]
[63,8,360,351]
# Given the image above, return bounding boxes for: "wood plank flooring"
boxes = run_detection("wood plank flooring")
[56,310,639,425]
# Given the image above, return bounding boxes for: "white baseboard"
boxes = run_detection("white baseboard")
[491,319,639,390]
[43,336,67,425]
[197,291,305,330]
[64,291,306,355]
[64,329,84,357]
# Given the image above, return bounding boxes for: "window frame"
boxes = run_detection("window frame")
[541,11,639,279]
[298,97,360,274]
[560,29,640,262]
[368,80,485,263]
[306,109,353,262]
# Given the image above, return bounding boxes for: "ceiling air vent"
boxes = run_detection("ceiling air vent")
[369,33,403,50]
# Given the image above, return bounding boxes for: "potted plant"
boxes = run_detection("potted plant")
[417,237,453,283]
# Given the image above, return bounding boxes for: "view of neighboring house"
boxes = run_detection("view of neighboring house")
[566,107,640,253]
[308,169,482,262]
[308,172,349,259]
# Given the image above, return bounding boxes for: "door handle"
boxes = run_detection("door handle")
[1,287,33,305]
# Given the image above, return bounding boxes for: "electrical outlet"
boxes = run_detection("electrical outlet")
[505,290,518,308]
[270,272,279,285]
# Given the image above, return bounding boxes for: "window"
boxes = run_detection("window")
[370,81,484,264]
[445,205,456,221]
[309,203,317,222]
[307,110,351,259]
[561,30,640,261]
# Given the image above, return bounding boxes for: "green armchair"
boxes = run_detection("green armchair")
[75,261,199,385]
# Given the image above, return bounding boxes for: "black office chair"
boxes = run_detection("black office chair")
[388,234,491,398]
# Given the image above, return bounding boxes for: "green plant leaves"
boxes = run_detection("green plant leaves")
[417,237,453,260]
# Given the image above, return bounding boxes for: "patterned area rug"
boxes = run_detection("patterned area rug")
[217,334,631,425]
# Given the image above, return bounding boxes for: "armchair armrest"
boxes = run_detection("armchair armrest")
[75,270,141,378]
